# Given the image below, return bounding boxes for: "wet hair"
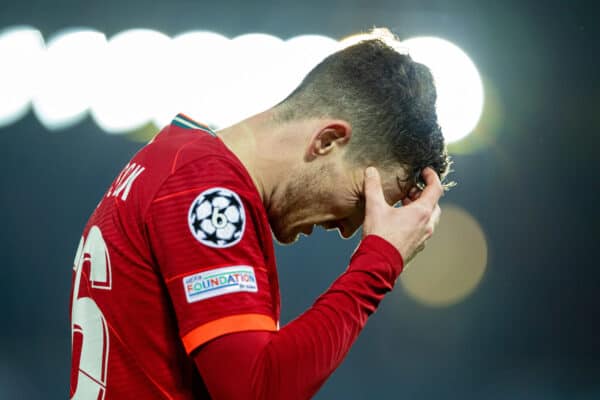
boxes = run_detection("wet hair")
[275,28,453,190]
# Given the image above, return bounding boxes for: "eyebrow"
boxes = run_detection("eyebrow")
[395,172,423,201]
[395,175,405,193]
[395,174,414,196]
[394,175,410,205]
[403,171,426,191]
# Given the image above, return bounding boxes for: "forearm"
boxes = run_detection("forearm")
[195,235,403,400]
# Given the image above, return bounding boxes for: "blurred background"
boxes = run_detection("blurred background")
[1,0,599,398]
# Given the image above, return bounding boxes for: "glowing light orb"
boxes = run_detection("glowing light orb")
[282,35,339,96]
[338,28,400,50]
[152,31,230,129]
[32,29,107,130]
[0,27,44,128]
[0,26,484,142]
[217,33,286,128]
[90,29,172,133]
[401,36,484,143]
[400,204,488,307]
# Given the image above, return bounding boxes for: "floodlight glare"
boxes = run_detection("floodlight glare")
[32,29,107,130]
[90,29,172,134]
[282,35,339,97]
[401,36,484,143]
[152,31,231,129]
[0,27,44,128]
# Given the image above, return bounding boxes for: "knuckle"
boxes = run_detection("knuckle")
[417,206,432,221]
[435,207,442,223]
[425,225,434,237]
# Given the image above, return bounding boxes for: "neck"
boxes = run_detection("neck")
[216,110,291,210]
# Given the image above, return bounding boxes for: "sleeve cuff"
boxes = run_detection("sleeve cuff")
[182,313,278,354]
[357,235,404,276]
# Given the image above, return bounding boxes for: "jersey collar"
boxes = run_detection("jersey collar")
[171,113,217,137]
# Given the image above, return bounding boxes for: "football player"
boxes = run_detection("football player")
[70,28,450,399]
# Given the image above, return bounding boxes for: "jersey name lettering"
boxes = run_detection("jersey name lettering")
[107,162,145,201]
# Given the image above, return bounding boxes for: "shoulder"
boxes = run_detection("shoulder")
[154,150,257,204]
[145,159,266,258]
[147,131,262,224]
[139,114,256,200]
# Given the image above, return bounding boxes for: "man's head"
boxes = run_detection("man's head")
[265,29,451,244]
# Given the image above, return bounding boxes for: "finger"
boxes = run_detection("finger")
[408,187,421,201]
[415,167,443,210]
[405,242,426,264]
[364,167,386,212]
[401,197,413,207]
[429,204,442,226]
[423,205,442,241]
[431,204,442,226]
[415,242,426,255]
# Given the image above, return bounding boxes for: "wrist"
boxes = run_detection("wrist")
[355,234,404,276]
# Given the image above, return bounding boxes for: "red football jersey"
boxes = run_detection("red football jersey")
[70,114,280,399]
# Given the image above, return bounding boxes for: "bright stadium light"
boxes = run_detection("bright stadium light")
[90,29,172,133]
[282,35,339,96]
[401,36,484,143]
[219,33,286,128]
[338,28,404,51]
[338,32,375,48]
[0,26,485,141]
[152,31,231,129]
[32,29,107,130]
[0,26,44,128]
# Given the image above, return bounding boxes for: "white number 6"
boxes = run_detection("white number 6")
[71,226,112,399]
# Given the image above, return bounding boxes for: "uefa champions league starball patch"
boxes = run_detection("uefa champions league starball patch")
[188,187,245,248]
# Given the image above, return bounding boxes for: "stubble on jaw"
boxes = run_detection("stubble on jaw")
[268,163,332,244]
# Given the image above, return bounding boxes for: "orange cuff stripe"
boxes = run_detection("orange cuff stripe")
[182,313,277,354]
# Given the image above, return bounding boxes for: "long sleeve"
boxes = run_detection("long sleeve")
[194,234,404,399]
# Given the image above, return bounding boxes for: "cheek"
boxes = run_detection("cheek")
[329,189,358,213]
[332,203,364,235]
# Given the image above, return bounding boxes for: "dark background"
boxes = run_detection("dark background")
[1,0,599,398]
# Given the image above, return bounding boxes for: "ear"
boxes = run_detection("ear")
[306,120,352,160]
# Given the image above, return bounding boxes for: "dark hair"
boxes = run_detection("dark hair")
[275,28,453,190]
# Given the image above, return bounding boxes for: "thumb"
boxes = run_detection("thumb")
[364,167,386,213]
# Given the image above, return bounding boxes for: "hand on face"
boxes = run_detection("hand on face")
[362,166,443,264]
